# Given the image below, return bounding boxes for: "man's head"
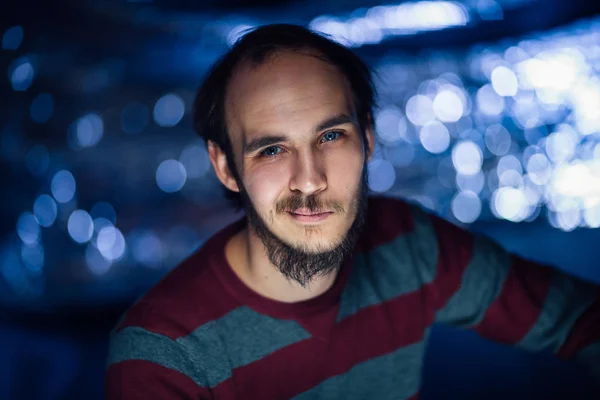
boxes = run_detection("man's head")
[194,24,376,286]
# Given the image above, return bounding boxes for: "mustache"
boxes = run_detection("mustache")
[275,194,345,214]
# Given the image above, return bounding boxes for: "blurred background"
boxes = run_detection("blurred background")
[2,0,600,398]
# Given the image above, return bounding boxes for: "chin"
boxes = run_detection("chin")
[284,230,347,254]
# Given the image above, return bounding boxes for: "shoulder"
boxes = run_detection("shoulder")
[113,218,245,340]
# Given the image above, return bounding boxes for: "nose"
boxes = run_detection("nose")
[289,149,327,196]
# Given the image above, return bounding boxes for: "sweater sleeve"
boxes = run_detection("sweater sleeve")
[407,204,600,381]
[105,324,213,399]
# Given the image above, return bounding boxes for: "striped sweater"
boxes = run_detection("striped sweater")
[106,196,600,399]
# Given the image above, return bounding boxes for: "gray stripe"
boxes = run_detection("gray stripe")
[517,272,597,353]
[292,339,426,400]
[182,306,312,387]
[207,306,312,370]
[108,307,313,388]
[435,235,511,327]
[107,326,208,388]
[337,205,438,323]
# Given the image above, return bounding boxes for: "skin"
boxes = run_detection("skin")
[208,50,374,303]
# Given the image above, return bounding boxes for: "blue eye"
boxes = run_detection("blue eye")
[261,146,282,157]
[321,131,342,143]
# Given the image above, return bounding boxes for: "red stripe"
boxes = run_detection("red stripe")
[428,214,474,311]
[116,263,241,339]
[357,197,415,252]
[212,288,431,399]
[105,359,212,399]
[558,287,600,358]
[474,256,553,344]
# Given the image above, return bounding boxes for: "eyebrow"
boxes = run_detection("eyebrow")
[243,113,356,155]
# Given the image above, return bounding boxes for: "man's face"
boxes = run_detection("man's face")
[216,51,373,284]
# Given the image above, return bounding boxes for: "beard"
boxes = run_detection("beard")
[237,165,369,288]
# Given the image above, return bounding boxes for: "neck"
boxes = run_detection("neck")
[225,225,340,303]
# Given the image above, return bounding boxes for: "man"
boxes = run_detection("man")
[106,24,600,399]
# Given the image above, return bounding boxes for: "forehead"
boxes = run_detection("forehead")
[224,51,355,140]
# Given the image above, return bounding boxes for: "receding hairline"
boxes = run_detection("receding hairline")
[223,46,357,150]
[225,46,346,97]
[223,47,358,139]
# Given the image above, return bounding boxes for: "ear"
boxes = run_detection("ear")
[364,115,375,161]
[207,140,240,193]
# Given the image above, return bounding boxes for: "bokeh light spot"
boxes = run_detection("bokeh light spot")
[97,227,126,261]
[33,194,57,227]
[51,170,76,203]
[367,158,396,193]
[17,212,41,245]
[153,93,185,127]
[452,191,481,223]
[156,159,187,193]
[9,58,34,91]
[419,121,450,154]
[2,26,24,50]
[452,141,483,175]
[76,113,104,148]
[67,210,94,244]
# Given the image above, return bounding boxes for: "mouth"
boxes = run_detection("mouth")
[286,209,334,223]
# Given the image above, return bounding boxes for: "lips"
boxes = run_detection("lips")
[288,208,330,216]
[286,209,334,223]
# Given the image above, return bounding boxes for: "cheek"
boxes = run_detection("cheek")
[244,163,290,209]
[325,149,364,193]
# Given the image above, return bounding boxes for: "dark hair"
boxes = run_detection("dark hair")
[193,23,377,209]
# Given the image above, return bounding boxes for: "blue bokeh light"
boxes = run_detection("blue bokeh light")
[21,244,44,275]
[452,140,483,175]
[484,124,512,156]
[375,108,407,145]
[433,89,465,123]
[451,190,482,223]
[9,57,34,91]
[420,121,451,154]
[491,65,519,96]
[156,159,187,193]
[67,210,94,244]
[76,113,104,148]
[476,83,505,115]
[310,1,469,47]
[406,95,435,126]
[97,227,126,261]
[153,93,185,127]
[33,194,58,228]
[2,26,24,50]
[179,144,210,179]
[368,158,396,193]
[17,212,41,246]
[51,170,76,203]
